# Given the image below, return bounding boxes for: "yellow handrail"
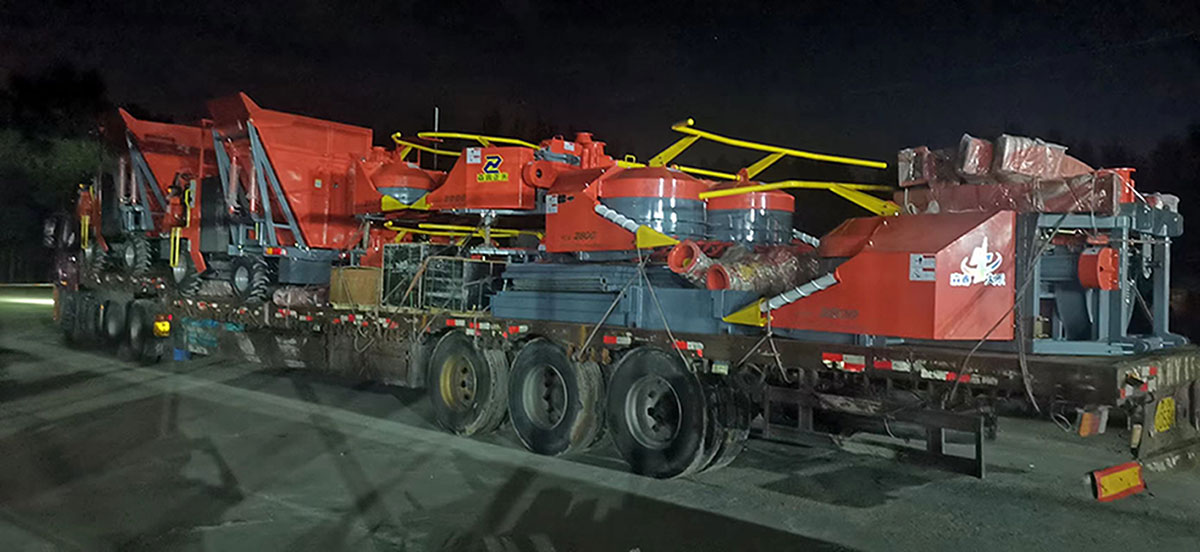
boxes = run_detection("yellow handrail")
[699,181,900,216]
[390,133,461,161]
[418,223,543,239]
[415,131,538,149]
[649,118,888,173]
[615,159,739,180]
[698,180,893,199]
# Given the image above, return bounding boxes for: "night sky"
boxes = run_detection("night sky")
[3,1,1199,165]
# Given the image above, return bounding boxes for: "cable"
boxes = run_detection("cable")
[945,212,1072,411]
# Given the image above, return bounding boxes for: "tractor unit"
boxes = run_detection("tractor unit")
[51,97,1198,480]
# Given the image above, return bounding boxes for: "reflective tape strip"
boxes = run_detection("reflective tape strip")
[446,319,467,327]
[603,335,632,346]
[507,325,529,334]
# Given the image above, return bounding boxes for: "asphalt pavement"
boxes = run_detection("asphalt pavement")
[1,285,1199,551]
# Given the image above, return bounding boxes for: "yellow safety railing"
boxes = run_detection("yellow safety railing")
[699,181,900,216]
[390,133,463,161]
[643,119,897,215]
[415,131,538,149]
[382,222,544,241]
[650,118,888,175]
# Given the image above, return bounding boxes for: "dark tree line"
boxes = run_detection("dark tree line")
[0,63,113,282]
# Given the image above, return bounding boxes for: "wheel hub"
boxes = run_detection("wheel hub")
[439,354,478,410]
[625,375,681,450]
[233,266,250,293]
[522,364,568,429]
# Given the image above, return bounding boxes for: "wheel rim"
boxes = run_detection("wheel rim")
[123,245,136,267]
[439,353,478,410]
[522,364,568,429]
[172,263,189,283]
[233,265,250,293]
[625,375,681,450]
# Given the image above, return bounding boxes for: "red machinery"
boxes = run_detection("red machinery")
[207,93,373,252]
[109,109,215,276]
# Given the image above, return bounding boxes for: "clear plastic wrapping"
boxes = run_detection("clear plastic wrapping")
[897,170,1121,215]
[956,134,994,180]
[709,246,821,295]
[897,146,958,188]
[992,134,1068,182]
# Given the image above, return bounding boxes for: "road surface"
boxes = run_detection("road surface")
[1,285,1199,551]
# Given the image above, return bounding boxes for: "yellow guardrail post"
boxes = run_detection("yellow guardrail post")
[170,227,182,268]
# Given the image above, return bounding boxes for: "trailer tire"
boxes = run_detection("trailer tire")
[508,338,605,456]
[699,379,752,472]
[606,347,707,478]
[125,301,162,365]
[77,294,103,344]
[427,331,508,436]
[59,290,79,345]
[102,300,128,344]
[231,256,271,304]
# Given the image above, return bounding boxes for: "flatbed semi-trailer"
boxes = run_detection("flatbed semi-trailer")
[54,277,1200,480]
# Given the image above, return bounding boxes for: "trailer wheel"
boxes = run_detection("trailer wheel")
[102,299,128,344]
[427,331,508,435]
[699,379,752,472]
[59,290,79,344]
[606,347,707,478]
[125,301,162,365]
[231,256,271,303]
[120,235,153,276]
[76,294,104,344]
[508,338,605,456]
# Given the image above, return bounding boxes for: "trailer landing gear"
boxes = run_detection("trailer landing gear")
[507,338,605,456]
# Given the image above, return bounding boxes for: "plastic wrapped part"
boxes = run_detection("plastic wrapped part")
[706,189,795,244]
[601,196,707,240]
[897,171,1121,215]
[956,134,994,181]
[898,146,958,188]
[1147,193,1179,212]
[993,134,1067,182]
[897,146,927,188]
[274,285,330,307]
[705,245,821,296]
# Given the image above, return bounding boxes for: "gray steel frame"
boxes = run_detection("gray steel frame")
[123,134,170,233]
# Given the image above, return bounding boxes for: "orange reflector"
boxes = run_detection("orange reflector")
[1091,461,1145,502]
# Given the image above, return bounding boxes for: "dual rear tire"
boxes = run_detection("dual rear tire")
[424,333,750,478]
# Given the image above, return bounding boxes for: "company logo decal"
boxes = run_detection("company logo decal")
[477,154,508,182]
[950,237,1005,287]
